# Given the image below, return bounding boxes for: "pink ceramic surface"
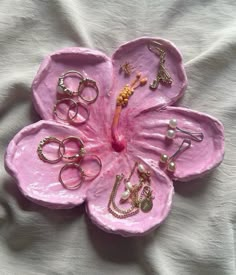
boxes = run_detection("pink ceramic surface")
[5,37,224,236]
[86,157,173,237]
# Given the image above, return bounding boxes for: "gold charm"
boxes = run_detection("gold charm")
[140,185,154,212]
[140,198,153,213]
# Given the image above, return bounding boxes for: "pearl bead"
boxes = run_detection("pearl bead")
[166,129,176,139]
[160,154,169,164]
[169,119,177,129]
[121,189,130,200]
[138,164,146,173]
[125,181,133,190]
[168,161,176,172]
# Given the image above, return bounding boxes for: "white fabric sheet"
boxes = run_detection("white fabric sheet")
[0,1,235,274]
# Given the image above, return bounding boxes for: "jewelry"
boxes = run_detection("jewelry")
[160,139,191,172]
[57,70,99,104]
[166,119,204,142]
[37,136,102,190]
[58,70,84,96]
[120,162,150,202]
[140,186,154,213]
[120,62,134,76]
[148,41,173,90]
[59,154,102,190]
[108,174,140,219]
[59,162,85,190]
[59,136,85,161]
[53,98,90,125]
[108,162,154,219]
[116,72,147,107]
[37,136,65,164]
[77,77,99,104]
[79,154,102,180]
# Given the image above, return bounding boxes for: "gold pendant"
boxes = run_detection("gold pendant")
[140,198,153,213]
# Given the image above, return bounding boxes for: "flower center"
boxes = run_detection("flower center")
[111,73,147,152]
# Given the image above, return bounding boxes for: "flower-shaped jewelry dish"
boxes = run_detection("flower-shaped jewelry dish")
[5,37,224,236]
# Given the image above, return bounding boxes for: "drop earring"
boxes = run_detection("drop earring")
[160,139,191,172]
[166,119,204,142]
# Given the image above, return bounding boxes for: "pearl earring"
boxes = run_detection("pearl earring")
[160,139,191,172]
[120,162,150,202]
[166,119,204,142]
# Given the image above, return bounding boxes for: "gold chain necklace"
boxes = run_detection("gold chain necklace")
[108,163,155,219]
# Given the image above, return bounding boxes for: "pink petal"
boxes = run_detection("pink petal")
[32,47,113,138]
[5,120,108,208]
[111,37,187,116]
[128,106,224,181]
[86,155,173,237]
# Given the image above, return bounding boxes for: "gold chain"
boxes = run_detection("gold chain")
[108,164,154,219]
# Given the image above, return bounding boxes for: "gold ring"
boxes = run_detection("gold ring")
[80,154,102,180]
[59,136,85,161]
[37,137,65,164]
[68,101,90,125]
[53,98,78,122]
[77,78,99,104]
[57,70,84,96]
[59,162,85,190]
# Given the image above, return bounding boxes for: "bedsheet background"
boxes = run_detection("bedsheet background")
[0,1,235,274]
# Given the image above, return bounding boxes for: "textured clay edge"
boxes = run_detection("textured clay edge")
[4,120,86,209]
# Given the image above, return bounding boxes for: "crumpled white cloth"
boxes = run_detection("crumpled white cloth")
[0,1,235,274]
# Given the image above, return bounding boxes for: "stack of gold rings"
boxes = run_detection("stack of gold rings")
[54,70,99,125]
[37,136,102,190]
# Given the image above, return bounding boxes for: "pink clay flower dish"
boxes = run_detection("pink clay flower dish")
[5,37,224,237]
